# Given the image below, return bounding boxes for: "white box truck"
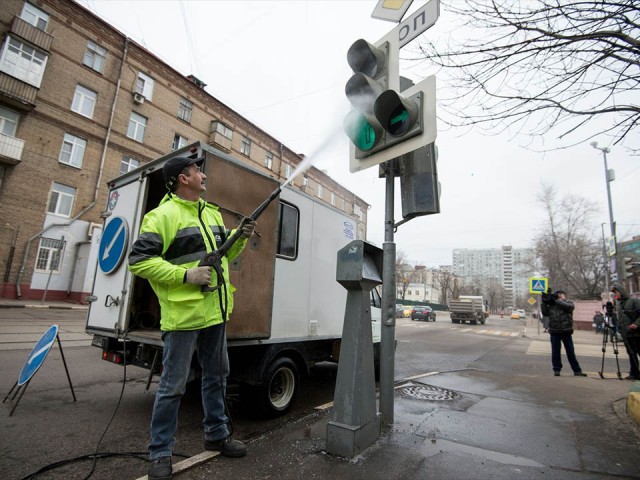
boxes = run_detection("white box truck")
[85,142,381,417]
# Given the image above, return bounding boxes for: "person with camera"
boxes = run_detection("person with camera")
[540,289,587,377]
[611,283,640,380]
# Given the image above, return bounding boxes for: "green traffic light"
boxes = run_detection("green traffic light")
[388,107,409,135]
[345,111,378,152]
[355,121,377,151]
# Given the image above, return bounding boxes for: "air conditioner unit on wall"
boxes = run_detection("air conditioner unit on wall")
[132,92,145,104]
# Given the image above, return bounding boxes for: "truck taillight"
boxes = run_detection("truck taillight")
[102,351,125,364]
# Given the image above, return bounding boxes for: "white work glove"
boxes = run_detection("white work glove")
[184,266,212,285]
[241,220,256,239]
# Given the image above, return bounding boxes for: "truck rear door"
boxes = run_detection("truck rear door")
[86,177,146,335]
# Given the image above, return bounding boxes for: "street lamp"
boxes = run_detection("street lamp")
[591,141,619,284]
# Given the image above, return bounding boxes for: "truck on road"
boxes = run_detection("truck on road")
[85,142,381,417]
[449,296,488,325]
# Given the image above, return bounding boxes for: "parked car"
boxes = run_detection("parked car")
[395,305,405,318]
[403,307,413,318]
[510,311,520,319]
[411,306,436,322]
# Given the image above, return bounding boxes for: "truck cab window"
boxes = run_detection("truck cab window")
[276,201,299,259]
[370,287,381,308]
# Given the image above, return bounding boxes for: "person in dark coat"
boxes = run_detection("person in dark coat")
[611,283,640,380]
[593,310,605,334]
[540,289,587,377]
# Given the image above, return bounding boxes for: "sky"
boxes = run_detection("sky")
[77,0,640,267]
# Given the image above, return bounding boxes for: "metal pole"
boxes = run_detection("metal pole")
[592,144,619,282]
[380,162,396,425]
[601,223,609,293]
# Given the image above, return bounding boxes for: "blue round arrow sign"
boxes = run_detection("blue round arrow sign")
[98,216,129,274]
[18,325,58,386]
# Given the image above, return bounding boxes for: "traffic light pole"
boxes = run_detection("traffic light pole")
[380,161,397,425]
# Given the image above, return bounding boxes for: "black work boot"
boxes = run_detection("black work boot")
[204,436,247,457]
[149,456,172,480]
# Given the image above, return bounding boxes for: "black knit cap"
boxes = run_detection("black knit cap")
[554,289,566,295]
[163,156,204,189]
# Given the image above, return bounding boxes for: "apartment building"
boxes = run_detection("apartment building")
[0,0,369,302]
[452,246,534,307]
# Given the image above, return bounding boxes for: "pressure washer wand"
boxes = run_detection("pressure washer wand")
[199,185,282,292]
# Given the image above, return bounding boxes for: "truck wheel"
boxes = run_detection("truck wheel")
[471,320,477,325]
[255,357,299,417]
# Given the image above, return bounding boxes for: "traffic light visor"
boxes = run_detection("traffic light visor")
[374,89,419,137]
[347,39,387,78]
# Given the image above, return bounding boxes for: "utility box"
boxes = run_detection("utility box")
[336,240,383,290]
[327,240,383,458]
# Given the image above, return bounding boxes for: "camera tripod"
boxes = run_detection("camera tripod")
[599,316,622,380]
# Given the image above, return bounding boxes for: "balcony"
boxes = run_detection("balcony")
[0,133,25,165]
[208,131,232,152]
[10,16,53,52]
[0,72,37,110]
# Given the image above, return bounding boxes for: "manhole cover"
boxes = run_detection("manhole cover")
[399,384,459,401]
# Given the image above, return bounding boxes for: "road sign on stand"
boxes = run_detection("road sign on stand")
[3,325,76,415]
[529,277,548,294]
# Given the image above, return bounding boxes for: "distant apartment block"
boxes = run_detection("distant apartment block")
[453,246,534,307]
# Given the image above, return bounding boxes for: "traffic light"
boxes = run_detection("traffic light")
[344,39,388,156]
[621,256,634,280]
[344,39,423,163]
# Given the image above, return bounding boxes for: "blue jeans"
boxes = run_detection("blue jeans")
[149,323,230,459]
[550,333,582,373]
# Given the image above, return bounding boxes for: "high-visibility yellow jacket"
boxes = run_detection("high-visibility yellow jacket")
[128,193,247,331]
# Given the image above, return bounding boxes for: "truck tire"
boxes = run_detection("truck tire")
[254,356,299,418]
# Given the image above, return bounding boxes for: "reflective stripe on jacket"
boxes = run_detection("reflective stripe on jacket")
[128,193,247,331]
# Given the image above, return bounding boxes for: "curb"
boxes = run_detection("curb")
[628,382,640,427]
[0,303,88,310]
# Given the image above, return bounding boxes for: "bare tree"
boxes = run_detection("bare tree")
[396,251,421,300]
[414,0,640,152]
[534,183,607,298]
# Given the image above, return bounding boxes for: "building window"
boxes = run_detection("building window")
[0,37,48,88]
[265,152,273,170]
[135,72,154,101]
[276,202,299,260]
[302,176,309,187]
[331,192,336,206]
[59,133,86,168]
[127,112,147,143]
[120,156,139,174]
[21,2,49,31]
[240,136,251,156]
[0,106,19,136]
[83,41,106,73]
[47,182,76,217]
[317,184,324,199]
[284,164,292,179]
[35,237,64,272]
[178,98,193,123]
[173,134,188,150]
[71,85,97,118]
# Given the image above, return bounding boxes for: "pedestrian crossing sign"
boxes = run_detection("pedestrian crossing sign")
[529,277,548,294]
